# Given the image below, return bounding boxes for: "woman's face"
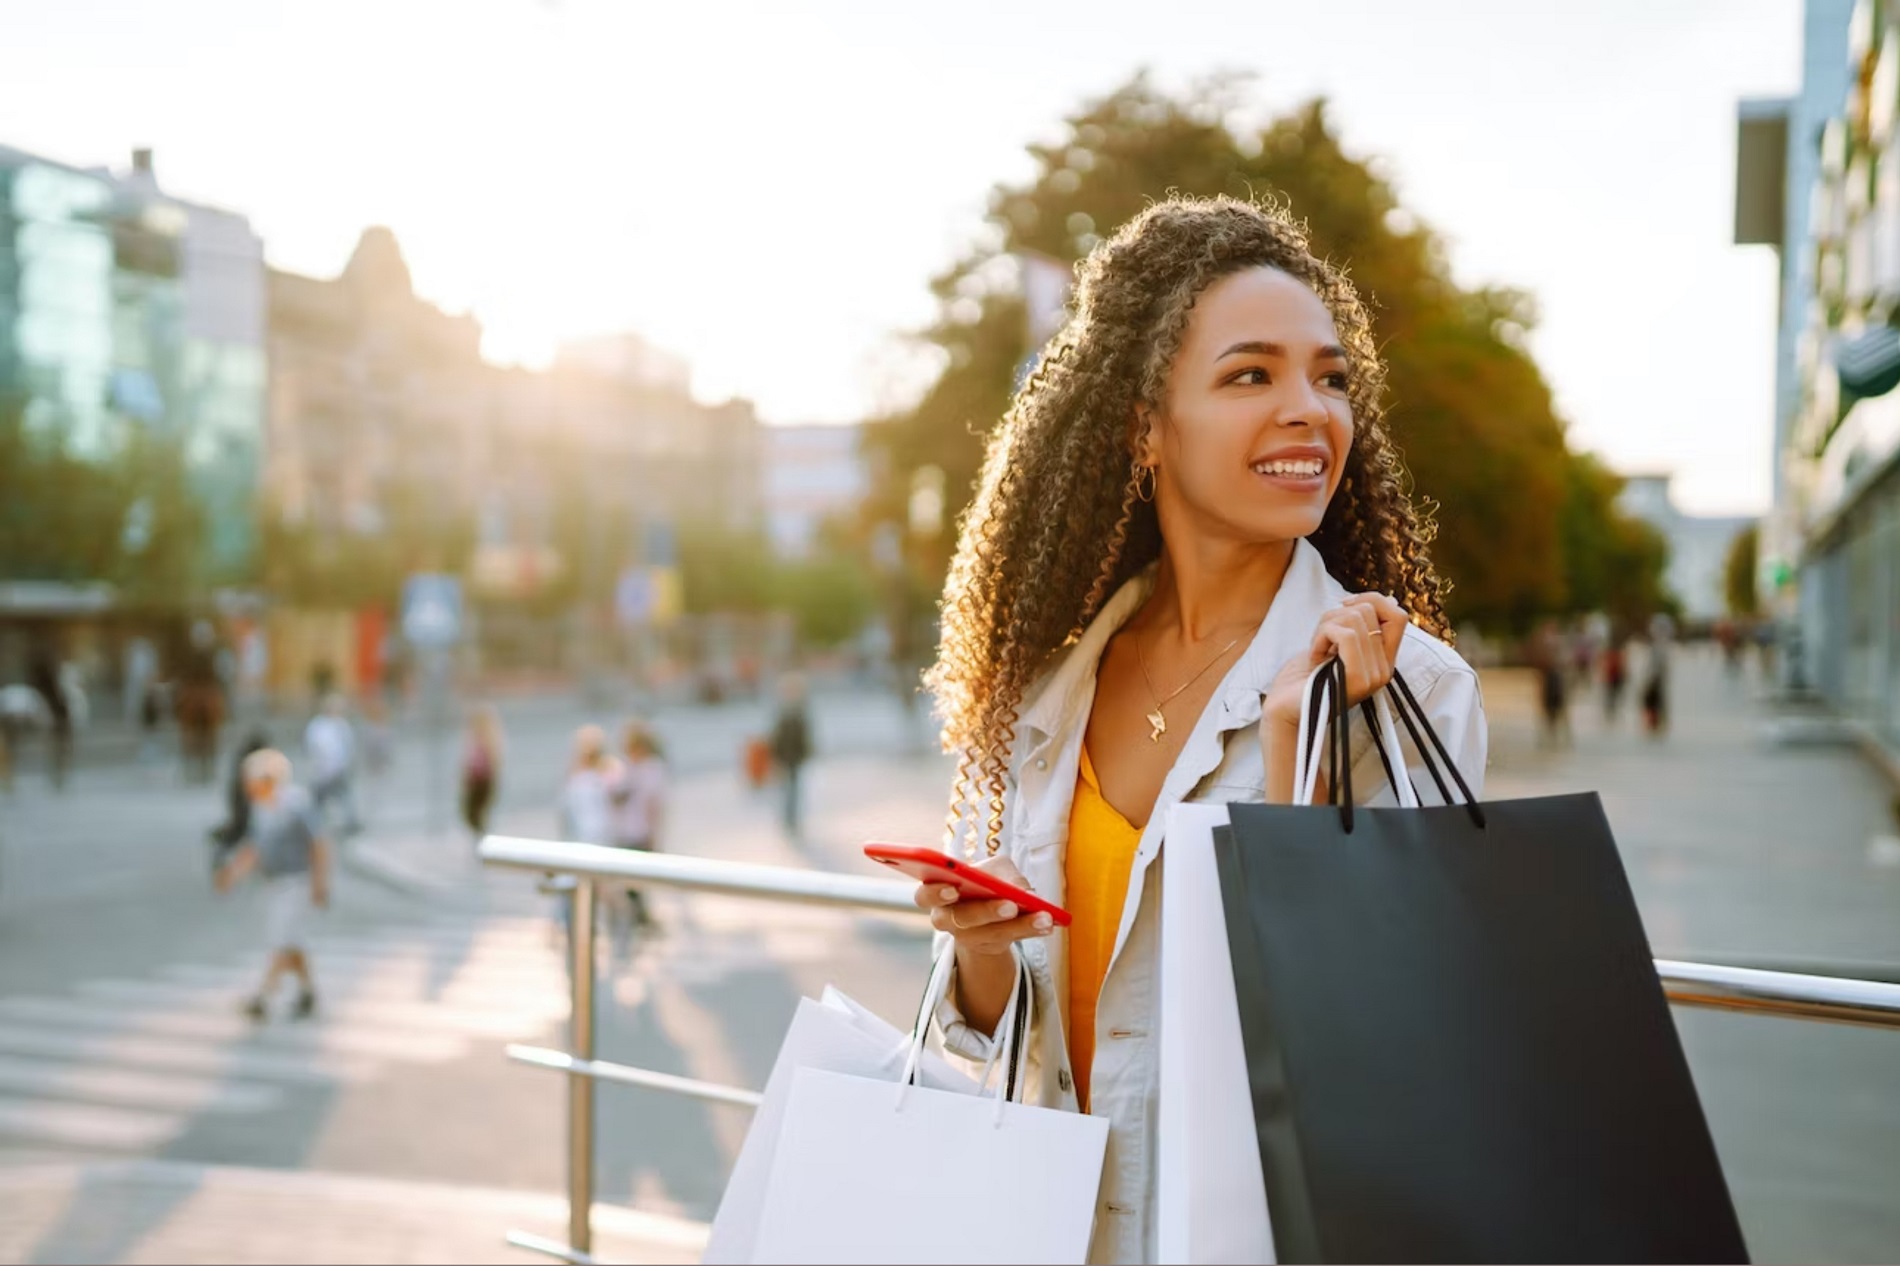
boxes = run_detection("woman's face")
[1143,266,1355,546]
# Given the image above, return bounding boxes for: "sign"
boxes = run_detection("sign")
[615,565,683,629]
[401,573,464,648]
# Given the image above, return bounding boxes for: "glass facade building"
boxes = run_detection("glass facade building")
[0,146,264,588]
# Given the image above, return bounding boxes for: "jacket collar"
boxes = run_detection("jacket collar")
[1016,537,1346,752]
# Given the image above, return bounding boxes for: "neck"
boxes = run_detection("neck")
[1144,534,1298,644]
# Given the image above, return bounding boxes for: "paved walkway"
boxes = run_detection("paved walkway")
[2,654,1896,1263]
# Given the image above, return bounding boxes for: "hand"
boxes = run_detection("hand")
[1261,593,1410,734]
[911,856,1056,958]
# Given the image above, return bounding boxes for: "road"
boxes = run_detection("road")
[0,656,1896,1263]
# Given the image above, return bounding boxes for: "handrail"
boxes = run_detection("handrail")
[478,834,1900,1263]
[481,834,919,913]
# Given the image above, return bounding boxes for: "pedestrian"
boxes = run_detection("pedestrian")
[175,621,226,785]
[27,655,71,790]
[767,673,812,841]
[609,718,668,935]
[559,724,618,847]
[1601,639,1628,723]
[1641,612,1675,738]
[907,196,1487,1263]
[459,703,504,842]
[214,748,330,1021]
[1530,620,1571,749]
[303,693,359,836]
[209,725,273,871]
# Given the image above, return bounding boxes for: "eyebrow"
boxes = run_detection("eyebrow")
[1217,340,1348,362]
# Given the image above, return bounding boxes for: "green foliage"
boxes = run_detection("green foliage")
[1724,522,1761,618]
[676,520,878,649]
[0,393,207,608]
[677,523,776,615]
[867,73,1666,633]
[1558,453,1672,630]
[773,554,878,648]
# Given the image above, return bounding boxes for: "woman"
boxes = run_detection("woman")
[559,724,618,847]
[912,196,1488,1265]
[609,719,668,932]
[460,704,504,841]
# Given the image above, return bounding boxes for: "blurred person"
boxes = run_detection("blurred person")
[460,704,504,842]
[304,693,360,836]
[1640,612,1676,737]
[767,673,813,841]
[1601,637,1629,724]
[609,718,668,936]
[1530,620,1571,749]
[559,724,619,846]
[175,621,226,784]
[123,635,158,726]
[214,748,330,1021]
[209,726,273,871]
[910,197,1485,1264]
[27,654,71,790]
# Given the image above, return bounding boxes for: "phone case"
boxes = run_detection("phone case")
[863,843,1072,926]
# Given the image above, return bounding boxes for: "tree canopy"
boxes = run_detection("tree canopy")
[865,73,1665,634]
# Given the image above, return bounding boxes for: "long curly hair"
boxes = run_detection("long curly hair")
[924,194,1447,856]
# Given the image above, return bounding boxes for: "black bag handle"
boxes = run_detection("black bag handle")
[1301,660,1485,830]
[1386,668,1486,828]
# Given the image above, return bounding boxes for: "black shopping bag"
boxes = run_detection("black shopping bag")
[1212,661,1747,1264]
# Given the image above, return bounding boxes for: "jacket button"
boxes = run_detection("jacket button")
[1058,1069,1073,1092]
[1034,757,1048,770]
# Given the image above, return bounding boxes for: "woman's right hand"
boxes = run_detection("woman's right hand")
[912,855,1056,957]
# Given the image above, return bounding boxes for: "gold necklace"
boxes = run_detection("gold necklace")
[1133,629,1245,743]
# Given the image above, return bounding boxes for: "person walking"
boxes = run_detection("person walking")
[1530,619,1571,749]
[27,655,71,791]
[209,725,272,872]
[214,748,330,1021]
[609,719,668,936]
[303,693,359,836]
[459,704,504,843]
[767,674,812,841]
[175,621,226,785]
[559,724,618,847]
[1601,637,1629,724]
[1640,612,1676,738]
[906,197,1487,1264]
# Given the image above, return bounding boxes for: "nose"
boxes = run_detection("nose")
[1276,374,1326,427]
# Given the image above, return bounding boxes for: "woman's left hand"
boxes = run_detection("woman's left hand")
[1261,593,1411,734]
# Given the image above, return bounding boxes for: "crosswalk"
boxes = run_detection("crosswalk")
[0,891,922,1160]
[0,908,574,1155]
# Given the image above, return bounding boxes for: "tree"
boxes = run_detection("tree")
[867,74,1662,633]
[1724,522,1761,619]
[0,393,207,608]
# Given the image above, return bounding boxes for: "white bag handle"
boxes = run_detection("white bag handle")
[897,947,1030,1124]
[1290,660,1418,808]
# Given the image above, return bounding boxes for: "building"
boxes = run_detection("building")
[762,423,869,558]
[0,144,266,687]
[0,145,266,587]
[1615,475,1755,623]
[1737,0,1900,752]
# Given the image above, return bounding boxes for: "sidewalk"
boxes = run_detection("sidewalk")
[0,1158,707,1264]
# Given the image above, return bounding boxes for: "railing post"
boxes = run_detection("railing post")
[567,877,597,1258]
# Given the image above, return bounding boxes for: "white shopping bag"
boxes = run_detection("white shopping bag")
[1157,677,1416,1263]
[729,951,1110,1264]
[1157,801,1275,1265]
[704,973,977,1264]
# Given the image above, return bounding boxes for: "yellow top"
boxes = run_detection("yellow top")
[1064,745,1143,1113]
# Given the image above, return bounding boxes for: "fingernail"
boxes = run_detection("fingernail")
[1033,914,1052,932]
[997,902,1017,919]
[939,887,957,902]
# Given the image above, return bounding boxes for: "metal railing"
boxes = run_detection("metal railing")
[477,833,1900,1265]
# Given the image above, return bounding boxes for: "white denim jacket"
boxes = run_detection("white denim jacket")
[932,539,1488,1265]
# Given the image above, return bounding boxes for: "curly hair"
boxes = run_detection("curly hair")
[924,194,1447,856]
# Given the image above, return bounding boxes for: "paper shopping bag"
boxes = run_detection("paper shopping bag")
[1212,663,1747,1263]
[751,1064,1110,1264]
[1157,800,1276,1265]
[703,990,977,1264]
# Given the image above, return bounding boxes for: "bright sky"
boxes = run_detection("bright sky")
[4,0,1798,514]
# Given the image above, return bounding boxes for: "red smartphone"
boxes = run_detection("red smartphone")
[863,842,1072,927]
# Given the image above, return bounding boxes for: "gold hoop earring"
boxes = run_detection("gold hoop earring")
[1134,464,1156,503]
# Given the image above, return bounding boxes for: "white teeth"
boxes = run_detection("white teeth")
[1252,459,1325,477]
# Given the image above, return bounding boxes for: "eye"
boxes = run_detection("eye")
[1228,367,1269,386]
[1321,371,1351,391]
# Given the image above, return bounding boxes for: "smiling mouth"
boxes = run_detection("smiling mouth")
[1250,457,1327,479]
